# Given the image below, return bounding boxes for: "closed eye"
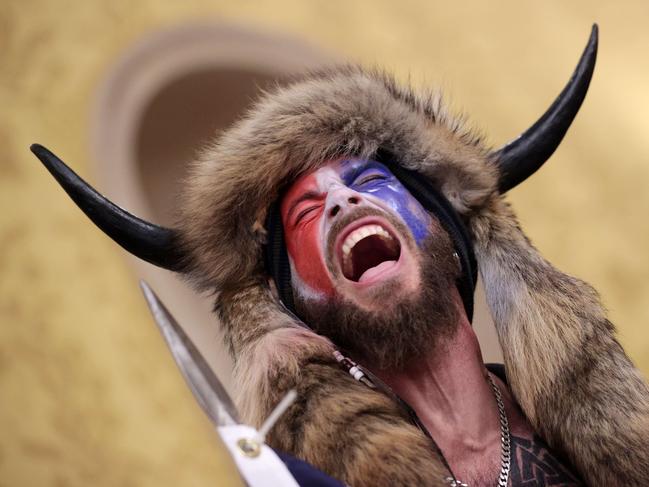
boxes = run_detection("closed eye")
[295,205,320,224]
[355,173,387,186]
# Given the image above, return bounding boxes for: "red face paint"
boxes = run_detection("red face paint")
[280,171,334,297]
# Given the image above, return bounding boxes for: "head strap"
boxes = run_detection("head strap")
[265,201,296,314]
[384,162,477,320]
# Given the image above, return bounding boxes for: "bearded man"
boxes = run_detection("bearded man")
[33,25,649,486]
[278,155,573,485]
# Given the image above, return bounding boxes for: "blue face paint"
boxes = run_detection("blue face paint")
[339,159,431,245]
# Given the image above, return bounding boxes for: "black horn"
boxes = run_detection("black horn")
[494,24,598,193]
[31,144,185,272]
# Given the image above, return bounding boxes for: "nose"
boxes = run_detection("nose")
[326,186,361,219]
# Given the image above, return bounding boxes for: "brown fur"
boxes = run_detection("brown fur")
[177,66,649,486]
[471,196,649,485]
[219,285,449,486]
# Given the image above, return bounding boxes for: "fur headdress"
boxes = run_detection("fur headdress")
[34,25,649,486]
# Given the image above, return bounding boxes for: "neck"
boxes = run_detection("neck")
[369,308,501,476]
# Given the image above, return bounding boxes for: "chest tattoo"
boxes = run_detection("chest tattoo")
[509,435,583,486]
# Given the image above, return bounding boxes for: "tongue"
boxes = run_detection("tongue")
[358,260,398,283]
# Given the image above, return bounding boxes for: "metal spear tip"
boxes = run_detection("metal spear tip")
[139,280,240,427]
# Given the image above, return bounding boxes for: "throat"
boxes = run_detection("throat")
[368,318,505,483]
[373,319,490,433]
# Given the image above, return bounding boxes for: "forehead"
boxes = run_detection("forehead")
[282,165,336,205]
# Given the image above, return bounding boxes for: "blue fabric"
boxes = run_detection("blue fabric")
[276,451,346,487]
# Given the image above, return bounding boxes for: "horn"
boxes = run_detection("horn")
[31,144,185,272]
[494,24,598,193]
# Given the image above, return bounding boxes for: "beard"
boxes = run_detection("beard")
[293,213,461,371]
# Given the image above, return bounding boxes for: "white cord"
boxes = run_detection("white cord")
[254,389,298,444]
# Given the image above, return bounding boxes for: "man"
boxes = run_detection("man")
[278,156,580,485]
[33,26,649,486]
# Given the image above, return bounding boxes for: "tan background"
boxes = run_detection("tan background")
[1,1,648,486]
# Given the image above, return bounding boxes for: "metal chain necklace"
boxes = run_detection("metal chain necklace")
[445,374,512,487]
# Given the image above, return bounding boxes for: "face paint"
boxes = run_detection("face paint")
[280,171,334,297]
[339,159,431,245]
[280,159,432,298]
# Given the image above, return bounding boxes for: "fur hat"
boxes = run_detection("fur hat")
[33,26,649,486]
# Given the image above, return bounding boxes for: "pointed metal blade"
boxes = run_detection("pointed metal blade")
[139,280,240,426]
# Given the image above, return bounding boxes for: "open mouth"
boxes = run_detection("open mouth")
[340,224,402,282]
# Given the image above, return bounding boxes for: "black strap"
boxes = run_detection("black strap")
[383,162,477,321]
[265,201,296,314]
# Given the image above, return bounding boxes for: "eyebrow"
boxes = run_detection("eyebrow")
[286,190,322,223]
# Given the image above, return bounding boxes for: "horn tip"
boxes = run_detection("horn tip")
[30,143,63,174]
[30,144,56,166]
[590,23,599,44]
[30,143,47,156]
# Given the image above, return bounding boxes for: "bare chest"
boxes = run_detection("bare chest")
[445,433,583,487]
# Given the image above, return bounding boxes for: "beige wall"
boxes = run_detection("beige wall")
[1,1,648,485]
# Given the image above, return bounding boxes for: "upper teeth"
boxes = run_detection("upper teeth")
[342,225,392,255]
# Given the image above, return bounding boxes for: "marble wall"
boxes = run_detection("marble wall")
[1,1,648,485]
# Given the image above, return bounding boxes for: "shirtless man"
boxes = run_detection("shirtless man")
[33,25,649,485]
[278,156,581,485]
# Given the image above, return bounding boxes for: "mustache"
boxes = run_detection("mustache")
[325,207,414,275]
